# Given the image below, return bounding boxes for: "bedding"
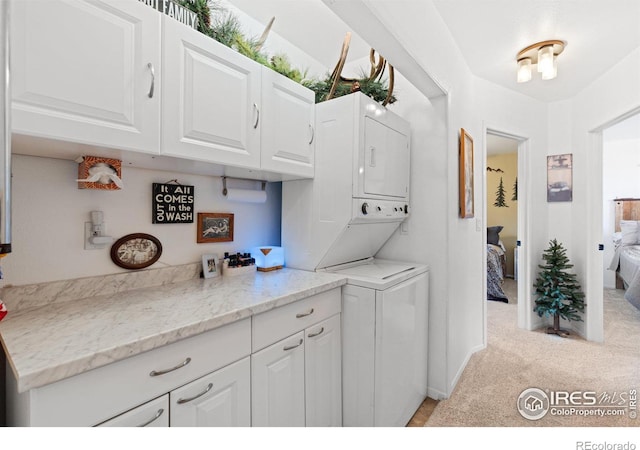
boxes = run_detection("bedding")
[609,243,640,310]
[487,243,508,302]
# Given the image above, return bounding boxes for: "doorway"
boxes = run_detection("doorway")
[484,128,530,336]
[486,133,519,303]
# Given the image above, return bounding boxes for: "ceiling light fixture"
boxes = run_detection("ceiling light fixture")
[516,40,565,83]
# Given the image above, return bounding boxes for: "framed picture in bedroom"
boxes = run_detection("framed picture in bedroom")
[547,153,573,202]
[459,128,474,218]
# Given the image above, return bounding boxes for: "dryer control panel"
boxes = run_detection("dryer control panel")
[352,199,409,223]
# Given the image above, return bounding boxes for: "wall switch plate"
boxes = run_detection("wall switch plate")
[400,220,409,235]
[84,222,109,250]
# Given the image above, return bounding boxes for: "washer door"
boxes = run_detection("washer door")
[374,272,429,426]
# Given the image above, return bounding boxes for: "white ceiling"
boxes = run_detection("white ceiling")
[227,0,640,104]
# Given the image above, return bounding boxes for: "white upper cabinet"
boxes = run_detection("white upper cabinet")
[260,67,315,178]
[11,0,161,154]
[161,16,261,169]
[11,1,315,179]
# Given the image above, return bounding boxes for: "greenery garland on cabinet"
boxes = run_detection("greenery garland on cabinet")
[178,0,396,104]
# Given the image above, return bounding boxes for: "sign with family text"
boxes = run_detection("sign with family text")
[153,183,195,224]
[138,0,199,30]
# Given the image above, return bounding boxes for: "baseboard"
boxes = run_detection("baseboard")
[427,386,449,401]
[447,343,485,397]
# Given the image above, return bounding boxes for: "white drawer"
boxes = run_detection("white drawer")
[96,395,169,427]
[252,288,341,352]
[23,318,251,426]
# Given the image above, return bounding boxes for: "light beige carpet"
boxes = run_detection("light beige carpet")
[426,288,640,427]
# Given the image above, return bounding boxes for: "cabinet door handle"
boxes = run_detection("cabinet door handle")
[147,62,155,98]
[308,124,315,144]
[253,103,260,129]
[137,408,164,427]
[295,308,314,318]
[307,327,324,338]
[283,338,303,351]
[177,383,214,404]
[149,357,191,377]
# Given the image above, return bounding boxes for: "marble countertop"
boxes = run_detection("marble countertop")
[0,268,347,393]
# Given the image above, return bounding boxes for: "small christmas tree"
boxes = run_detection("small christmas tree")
[494,177,508,207]
[512,177,518,201]
[533,239,585,337]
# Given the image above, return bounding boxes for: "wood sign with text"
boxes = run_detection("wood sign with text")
[138,0,199,30]
[153,183,195,224]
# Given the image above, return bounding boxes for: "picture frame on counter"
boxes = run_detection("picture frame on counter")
[110,233,162,270]
[202,254,220,279]
[197,212,234,243]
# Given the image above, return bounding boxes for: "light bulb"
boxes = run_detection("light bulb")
[537,45,554,74]
[541,54,558,80]
[517,58,532,83]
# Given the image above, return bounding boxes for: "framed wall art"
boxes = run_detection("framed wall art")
[110,233,162,270]
[547,153,573,202]
[459,128,474,218]
[197,212,234,243]
[202,254,220,279]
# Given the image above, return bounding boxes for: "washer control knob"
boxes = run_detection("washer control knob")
[361,202,369,215]
[404,204,409,214]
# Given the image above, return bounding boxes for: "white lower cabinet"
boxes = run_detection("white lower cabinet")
[97,395,169,428]
[251,313,342,427]
[6,289,343,427]
[169,357,251,427]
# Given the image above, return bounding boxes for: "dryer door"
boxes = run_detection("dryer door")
[362,117,410,199]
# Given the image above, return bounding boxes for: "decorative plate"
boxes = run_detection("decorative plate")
[110,233,162,270]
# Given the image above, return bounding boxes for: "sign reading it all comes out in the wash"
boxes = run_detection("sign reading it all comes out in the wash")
[153,183,195,224]
[138,0,199,30]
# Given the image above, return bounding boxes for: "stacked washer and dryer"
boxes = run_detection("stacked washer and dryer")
[282,92,429,427]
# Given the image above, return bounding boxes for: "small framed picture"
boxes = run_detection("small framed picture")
[459,128,474,218]
[202,254,220,279]
[197,212,234,243]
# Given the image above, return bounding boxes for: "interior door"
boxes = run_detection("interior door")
[363,117,410,198]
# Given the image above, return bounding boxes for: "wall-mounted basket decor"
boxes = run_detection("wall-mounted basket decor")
[76,155,122,190]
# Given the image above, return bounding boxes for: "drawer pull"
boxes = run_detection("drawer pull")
[147,62,155,98]
[295,308,314,318]
[149,357,191,377]
[137,408,164,427]
[283,339,303,351]
[177,383,214,404]
[307,327,324,338]
[253,103,260,129]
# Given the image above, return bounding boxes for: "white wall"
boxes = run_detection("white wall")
[548,47,640,341]
[329,0,550,398]
[602,135,640,288]
[3,155,282,286]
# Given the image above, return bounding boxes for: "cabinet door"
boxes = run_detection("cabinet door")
[11,0,160,154]
[96,395,168,427]
[251,332,305,427]
[162,16,261,169]
[170,357,250,427]
[260,67,315,178]
[305,314,342,427]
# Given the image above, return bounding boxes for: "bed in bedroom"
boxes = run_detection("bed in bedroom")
[608,198,640,310]
[487,226,508,302]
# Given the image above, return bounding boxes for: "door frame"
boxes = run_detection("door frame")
[483,126,530,342]
[586,106,640,342]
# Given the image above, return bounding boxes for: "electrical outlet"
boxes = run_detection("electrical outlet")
[84,222,108,250]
